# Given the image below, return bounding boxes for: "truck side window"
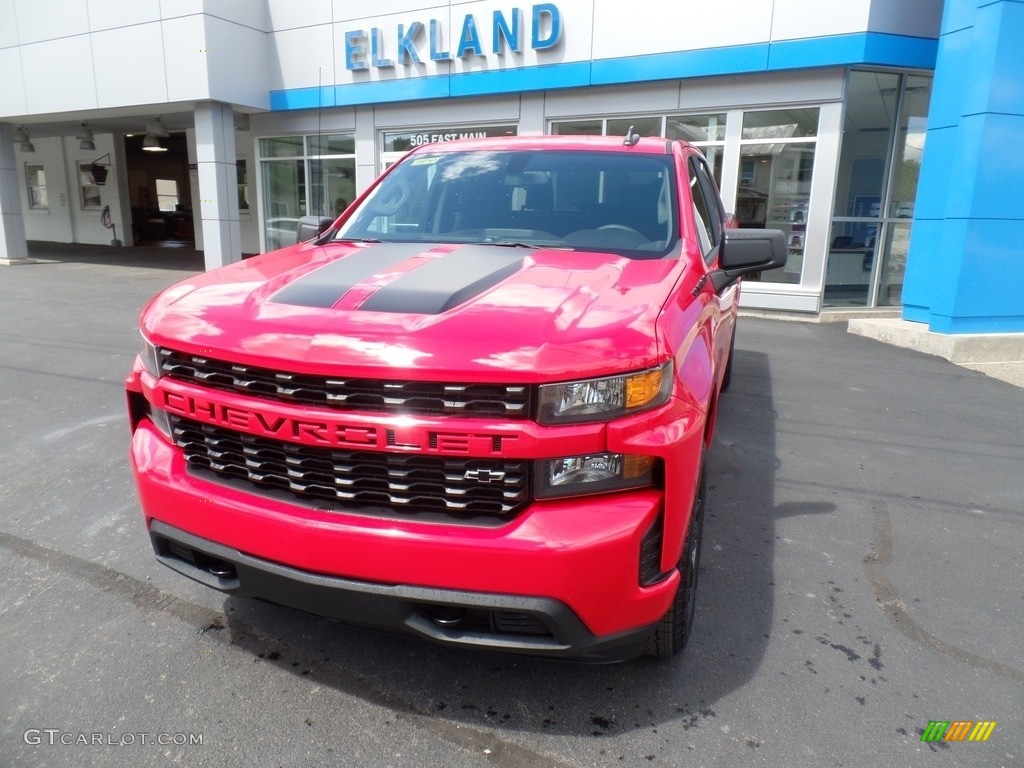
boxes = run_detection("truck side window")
[688,158,719,263]
[693,157,724,245]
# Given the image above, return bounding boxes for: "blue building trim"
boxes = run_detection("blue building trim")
[268,32,937,111]
[768,32,938,71]
[902,0,1024,333]
[450,61,591,97]
[269,86,337,111]
[333,76,451,107]
[590,44,770,85]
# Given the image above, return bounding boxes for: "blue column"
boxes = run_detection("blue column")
[902,0,1024,333]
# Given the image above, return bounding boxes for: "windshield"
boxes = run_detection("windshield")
[336,150,679,258]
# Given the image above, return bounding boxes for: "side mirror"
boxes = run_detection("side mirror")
[710,229,788,292]
[296,215,336,244]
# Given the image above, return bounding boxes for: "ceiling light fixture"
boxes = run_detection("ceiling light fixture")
[77,122,95,151]
[15,126,35,152]
[145,116,169,138]
[142,133,167,152]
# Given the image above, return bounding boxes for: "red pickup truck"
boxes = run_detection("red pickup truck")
[127,134,784,661]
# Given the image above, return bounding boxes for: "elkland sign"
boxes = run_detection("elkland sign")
[343,3,563,70]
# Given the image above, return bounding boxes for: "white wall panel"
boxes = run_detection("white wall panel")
[63,134,126,245]
[770,0,871,42]
[21,37,97,114]
[268,26,336,92]
[333,0,440,23]
[159,0,204,20]
[0,48,28,117]
[16,137,74,243]
[205,16,270,108]
[234,128,259,253]
[372,94,519,127]
[249,108,357,137]
[87,0,161,31]
[867,0,942,39]
[0,0,19,47]
[162,15,211,102]
[92,24,168,107]
[592,0,772,59]
[544,82,679,119]
[203,0,269,31]
[678,70,846,111]
[266,0,333,31]
[12,0,90,45]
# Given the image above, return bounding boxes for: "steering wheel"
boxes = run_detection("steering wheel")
[598,224,644,237]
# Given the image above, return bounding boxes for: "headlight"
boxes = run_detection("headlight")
[537,362,672,425]
[536,453,656,499]
[139,333,161,378]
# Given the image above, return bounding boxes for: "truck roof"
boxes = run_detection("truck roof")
[406,134,678,155]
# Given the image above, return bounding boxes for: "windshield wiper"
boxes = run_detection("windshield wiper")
[487,240,571,250]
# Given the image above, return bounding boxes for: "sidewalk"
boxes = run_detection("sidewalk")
[25,240,205,272]
[848,316,1024,388]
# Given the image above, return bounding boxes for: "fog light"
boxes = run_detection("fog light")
[536,453,656,499]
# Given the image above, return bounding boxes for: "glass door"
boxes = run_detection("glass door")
[826,71,932,307]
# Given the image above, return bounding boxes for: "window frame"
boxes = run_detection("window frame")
[25,164,47,210]
[688,155,722,263]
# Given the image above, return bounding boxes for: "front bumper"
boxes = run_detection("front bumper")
[130,417,695,656]
[150,519,656,661]
[128,355,708,658]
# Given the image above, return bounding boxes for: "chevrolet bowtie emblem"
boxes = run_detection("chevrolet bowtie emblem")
[463,468,506,484]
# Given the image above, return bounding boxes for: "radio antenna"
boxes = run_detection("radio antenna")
[317,66,324,217]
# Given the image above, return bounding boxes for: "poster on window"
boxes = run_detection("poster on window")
[80,164,102,210]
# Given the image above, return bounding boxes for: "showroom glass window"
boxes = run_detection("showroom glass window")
[827,72,933,308]
[735,108,820,285]
[259,134,355,251]
[380,125,518,173]
[666,113,726,188]
[551,113,726,186]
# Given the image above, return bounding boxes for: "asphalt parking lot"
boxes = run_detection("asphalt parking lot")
[2,244,1021,768]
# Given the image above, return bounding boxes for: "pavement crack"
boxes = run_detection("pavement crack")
[0,528,576,768]
[863,498,1024,683]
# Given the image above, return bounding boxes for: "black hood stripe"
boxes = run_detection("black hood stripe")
[271,243,427,308]
[358,246,525,315]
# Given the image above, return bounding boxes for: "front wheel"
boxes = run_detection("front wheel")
[721,331,736,392]
[644,461,707,658]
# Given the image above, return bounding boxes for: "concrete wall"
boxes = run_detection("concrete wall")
[0,0,270,119]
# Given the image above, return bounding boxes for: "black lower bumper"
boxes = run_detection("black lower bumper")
[149,520,653,662]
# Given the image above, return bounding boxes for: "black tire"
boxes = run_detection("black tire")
[645,461,707,658]
[721,330,736,392]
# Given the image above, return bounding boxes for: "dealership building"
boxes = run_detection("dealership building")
[1,0,1022,333]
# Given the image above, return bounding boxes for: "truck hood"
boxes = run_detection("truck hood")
[142,241,691,381]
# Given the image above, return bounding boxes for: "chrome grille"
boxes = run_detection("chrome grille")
[171,416,531,520]
[158,349,531,418]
